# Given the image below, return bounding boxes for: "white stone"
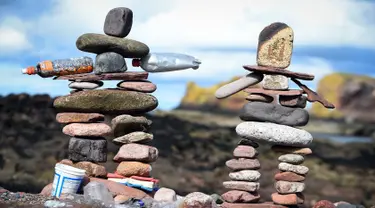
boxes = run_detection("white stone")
[278,162,309,175]
[229,170,261,181]
[215,73,263,99]
[154,187,177,202]
[275,181,305,194]
[68,81,103,90]
[278,154,304,165]
[236,122,313,147]
[262,75,289,90]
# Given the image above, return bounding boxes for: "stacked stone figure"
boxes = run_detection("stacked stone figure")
[52,7,160,193]
[216,22,335,208]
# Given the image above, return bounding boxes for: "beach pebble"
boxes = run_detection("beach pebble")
[229,170,261,182]
[275,181,305,194]
[272,146,312,155]
[278,154,304,165]
[95,52,127,74]
[221,190,260,203]
[246,93,274,103]
[116,161,152,177]
[274,172,305,182]
[215,73,263,99]
[182,192,213,208]
[63,123,112,137]
[104,7,133,38]
[233,145,258,158]
[68,81,103,90]
[278,162,309,175]
[113,131,153,144]
[263,75,289,90]
[223,181,259,192]
[111,114,152,137]
[117,80,157,93]
[154,188,177,202]
[226,158,260,171]
[113,143,158,163]
[236,122,313,146]
[279,95,307,108]
[56,112,104,124]
[271,193,304,205]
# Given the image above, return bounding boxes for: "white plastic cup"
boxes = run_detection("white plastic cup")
[51,163,86,198]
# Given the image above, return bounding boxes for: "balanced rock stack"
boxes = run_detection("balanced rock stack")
[216,22,335,208]
[53,7,160,193]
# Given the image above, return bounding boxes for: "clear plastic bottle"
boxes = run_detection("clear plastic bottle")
[132,53,201,72]
[21,57,93,78]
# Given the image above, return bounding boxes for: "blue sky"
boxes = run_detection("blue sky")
[0,0,375,110]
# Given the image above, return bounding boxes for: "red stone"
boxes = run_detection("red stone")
[56,112,104,124]
[226,158,261,171]
[313,200,335,208]
[244,88,303,96]
[243,65,314,80]
[271,193,304,205]
[233,145,258,158]
[274,172,305,182]
[221,190,260,203]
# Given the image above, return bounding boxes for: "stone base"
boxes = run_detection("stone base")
[222,202,302,208]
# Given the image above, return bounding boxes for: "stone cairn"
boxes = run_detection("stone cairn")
[215,22,335,207]
[54,7,160,193]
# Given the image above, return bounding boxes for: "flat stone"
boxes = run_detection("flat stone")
[68,137,107,162]
[62,123,112,137]
[116,161,152,177]
[153,187,177,202]
[95,52,127,74]
[226,158,260,171]
[54,71,148,81]
[275,172,305,182]
[272,146,312,155]
[237,139,259,148]
[243,65,314,81]
[229,170,261,182]
[236,122,313,147]
[68,81,103,90]
[223,181,259,192]
[263,75,289,90]
[313,200,336,208]
[244,88,303,96]
[104,7,133,38]
[233,145,258,158]
[215,73,263,99]
[117,80,157,93]
[114,195,132,204]
[239,102,309,126]
[111,114,152,137]
[246,93,274,103]
[113,131,153,145]
[278,154,304,165]
[271,193,304,205]
[222,202,289,208]
[278,162,309,175]
[54,90,158,115]
[275,181,305,194]
[257,22,294,69]
[221,190,260,203]
[292,78,335,109]
[279,95,307,108]
[113,143,158,163]
[182,192,213,208]
[56,113,104,124]
[76,33,149,58]
[73,161,107,178]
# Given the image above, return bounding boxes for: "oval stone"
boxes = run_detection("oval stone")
[63,123,112,137]
[116,161,151,177]
[274,172,305,182]
[76,33,149,58]
[69,81,103,90]
[275,181,305,194]
[233,145,258,158]
[113,132,153,145]
[239,102,309,126]
[271,193,304,205]
[278,162,309,175]
[221,191,260,203]
[53,90,158,115]
[117,80,157,93]
[95,52,127,74]
[56,112,104,124]
[113,143,158,163]
[236,122,313,147]
[226,159,260,171]
[229,170,261,182]
[223,181,259,192]
[278,154,304,165]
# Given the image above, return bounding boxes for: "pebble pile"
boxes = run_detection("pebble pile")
[216,22,335,207]
[53,7,161,194]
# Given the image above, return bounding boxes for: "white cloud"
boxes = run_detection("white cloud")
[24,0,375,52]
[0,17,32,55]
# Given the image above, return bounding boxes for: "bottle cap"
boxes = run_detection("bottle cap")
[132,59,141,67]
[21,66,36,75]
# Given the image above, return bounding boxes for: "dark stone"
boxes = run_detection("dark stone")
[68,137,107,163]
[95,52,127,74]
[237,139,259,148]
[111,115,152,137]
[279,95,307,108]
[53,89,158,115]
[76,33,149,58]
[240,102,309,126]
[244,88,303,96]
[104,7,133,38]
[54,71,148,81]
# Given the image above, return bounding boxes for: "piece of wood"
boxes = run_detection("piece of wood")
[292,78,335,109]
[243,65,314,81]
[54,71,149,81]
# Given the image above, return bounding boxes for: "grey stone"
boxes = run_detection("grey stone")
[95,52,127,74]
[69,81,103,90]
[112,131,153,145]
[226,158,260,171]
[154,188,177,202]
[237,139,259,148]
[215,73,263,99]
[76,33,149,58]
[278,154,304,165]
[275,181,305,194]
[246,93,274,103]
[223,181,259,192]
[263,75,289,90]
[104,7,133,38]
[278,162,309,175]
[279,95,307,108]
[236,122,313,147]
[239,102,309,126]
[68,137,107,162]
[111,115,152,137]
[229,170,261,182]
